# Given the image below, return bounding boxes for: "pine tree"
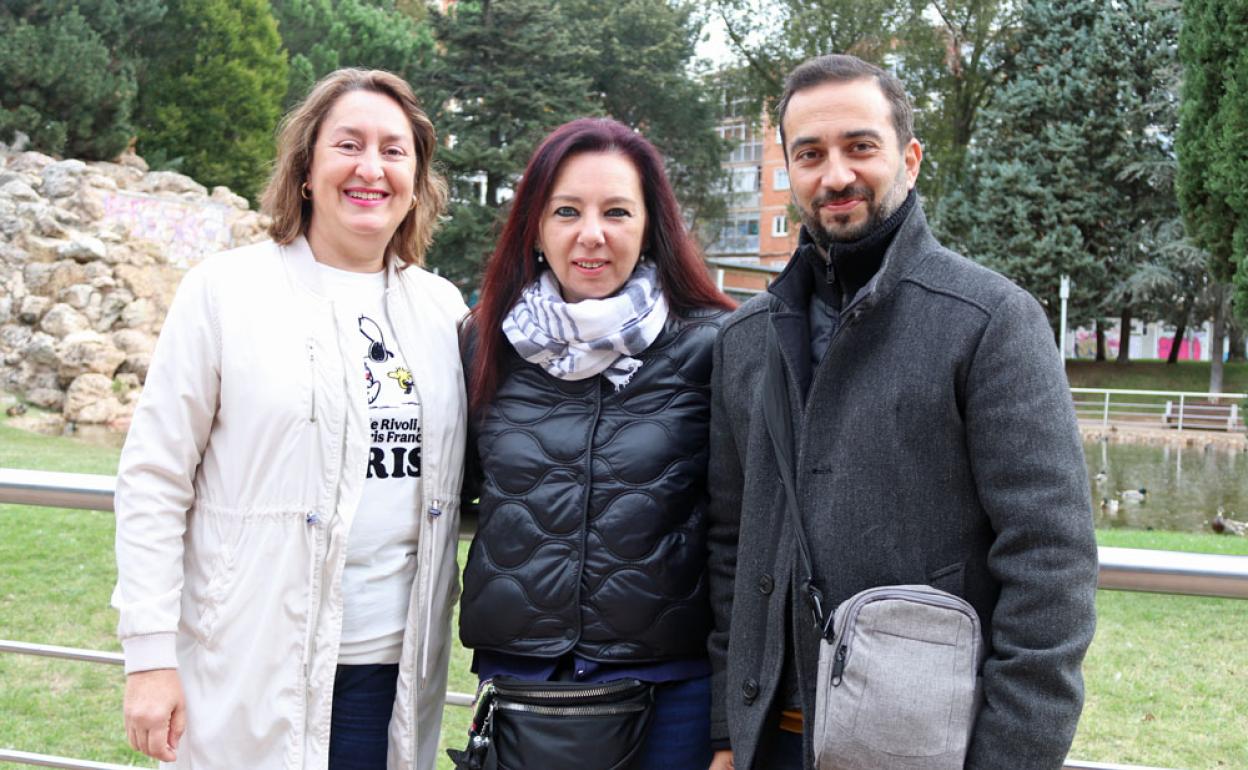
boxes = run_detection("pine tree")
[0,0,164,158]
[423,0,597,287]
[1177,0,1248,324]
[270,0,436,109]
[939,0,1177,343]
[134,0,287,201]
[562,0,727,234]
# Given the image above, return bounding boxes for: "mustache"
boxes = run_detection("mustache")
[811,185,874,208]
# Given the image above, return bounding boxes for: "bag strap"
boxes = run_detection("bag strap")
[761,319,836,641]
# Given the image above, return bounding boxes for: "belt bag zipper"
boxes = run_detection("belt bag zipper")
[495,702,649,717]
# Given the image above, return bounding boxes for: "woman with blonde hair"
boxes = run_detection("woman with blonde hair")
[113,68,467,770]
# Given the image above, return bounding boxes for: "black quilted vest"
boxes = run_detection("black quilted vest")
[459,308,725,661]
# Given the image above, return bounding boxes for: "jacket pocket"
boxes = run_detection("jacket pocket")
[927,561,965,596]
[181,510,245,647]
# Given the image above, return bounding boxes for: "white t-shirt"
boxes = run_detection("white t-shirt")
[319,263,422,665]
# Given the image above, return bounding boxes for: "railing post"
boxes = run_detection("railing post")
[1102,391,1111,426]
[715,268,724,291]
[1177,393,1185,432]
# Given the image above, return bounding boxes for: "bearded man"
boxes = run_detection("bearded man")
[705,54,1097,770]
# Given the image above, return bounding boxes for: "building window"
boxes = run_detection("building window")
[772,215,789,237]
[710,216,761,255]
[717,122,762,163]
[773,167,789,191]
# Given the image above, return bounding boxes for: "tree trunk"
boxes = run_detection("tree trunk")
[1210,284,1228,396]
[1167,322,1185,364]
[1116,304,1132,364]
[1229,322,1246,363]
[1095,319,1106,362]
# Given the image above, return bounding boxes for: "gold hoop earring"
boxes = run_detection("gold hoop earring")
[409,196,418,211]
[300,182,311,200]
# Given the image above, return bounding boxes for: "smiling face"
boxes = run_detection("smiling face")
[783,78,921,248]
[538,151,648,303]
[305,89,417,271]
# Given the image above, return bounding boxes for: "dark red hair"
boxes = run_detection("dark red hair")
[468,117,735,417]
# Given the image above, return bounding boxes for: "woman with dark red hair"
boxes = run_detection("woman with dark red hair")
[456,118,735,769]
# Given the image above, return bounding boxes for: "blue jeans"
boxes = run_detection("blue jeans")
[329,663,398,770]
[632,675,713,770]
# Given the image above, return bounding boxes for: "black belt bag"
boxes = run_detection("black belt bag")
[448,677,656,770]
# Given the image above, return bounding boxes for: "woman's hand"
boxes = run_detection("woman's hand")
[709,749,734,770]
[124,669,186,762]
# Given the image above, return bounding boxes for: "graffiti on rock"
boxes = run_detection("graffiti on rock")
[101,191,234,268]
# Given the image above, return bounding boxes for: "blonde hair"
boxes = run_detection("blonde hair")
[262,68,448,268]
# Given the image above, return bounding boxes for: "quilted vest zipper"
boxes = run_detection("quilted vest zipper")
[571,383,602,651]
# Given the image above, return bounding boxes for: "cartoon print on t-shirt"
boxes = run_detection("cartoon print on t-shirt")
[364,362,381,404]
[359,315,394,364]
[388,367,414,395]
[359,315,396,404]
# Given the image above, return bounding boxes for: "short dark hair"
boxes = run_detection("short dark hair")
[775,54,914,153]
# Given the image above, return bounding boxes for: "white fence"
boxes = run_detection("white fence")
[1071,387,1247,432]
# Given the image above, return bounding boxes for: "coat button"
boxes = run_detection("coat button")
[758,574,774,595]
[742,678,759,704]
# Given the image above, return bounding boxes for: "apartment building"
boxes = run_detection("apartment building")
[705,111,801,298]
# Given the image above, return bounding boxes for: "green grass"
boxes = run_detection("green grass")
[1098,528,1248,556]
[1075,530,1248,768]
[1067,359,1248,394]
[2,421,1247,768]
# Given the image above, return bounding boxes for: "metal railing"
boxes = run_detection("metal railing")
[1072,387,1248,433]
[2,468,1246,770]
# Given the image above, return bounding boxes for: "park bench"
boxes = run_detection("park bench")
[1161,399,1243,432]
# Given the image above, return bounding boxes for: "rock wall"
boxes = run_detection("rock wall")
[0,147,268,432]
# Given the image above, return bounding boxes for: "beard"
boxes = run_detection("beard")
[798,165,910,251]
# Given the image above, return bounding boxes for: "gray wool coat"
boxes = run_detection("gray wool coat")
[706,203,1098,769]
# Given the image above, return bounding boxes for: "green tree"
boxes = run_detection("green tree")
[423,0,597,288]
[134,0,287,201]
[0,0,164,158]
[271,0,435,108]
[940,0,1178,356]
[424,0,726,289]
[1177,0,1248,326]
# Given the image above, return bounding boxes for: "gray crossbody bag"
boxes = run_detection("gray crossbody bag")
[762,322,985,770]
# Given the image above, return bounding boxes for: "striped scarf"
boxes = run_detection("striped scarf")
[502,263,668,389]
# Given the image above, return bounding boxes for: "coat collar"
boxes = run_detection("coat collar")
[768,197,939,317]
[764,198,939,398]
[281,234,405,300]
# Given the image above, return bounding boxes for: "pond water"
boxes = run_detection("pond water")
[1084,439,1248,533]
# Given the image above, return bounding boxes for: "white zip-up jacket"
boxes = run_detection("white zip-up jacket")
[112,236,467,769]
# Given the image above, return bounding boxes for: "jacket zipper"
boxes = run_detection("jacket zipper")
[306,339,317,423]
[301,510,327,750]
[383,284,433,767]
[829,586,980,687]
